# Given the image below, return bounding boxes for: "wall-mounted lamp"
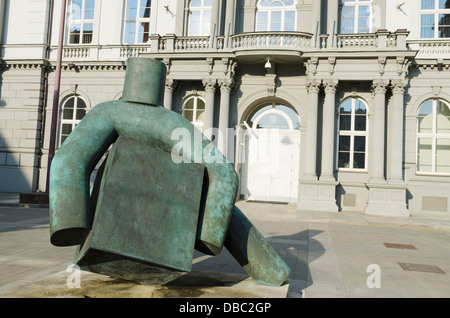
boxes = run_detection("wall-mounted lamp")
[264,59,272,70]
[437,58,444,65]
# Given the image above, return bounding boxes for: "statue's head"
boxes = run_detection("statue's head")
[122,58,167,107]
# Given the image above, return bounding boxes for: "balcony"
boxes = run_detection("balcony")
[318,29,409,50]
[230,32,313,53]
[40,29,430,65]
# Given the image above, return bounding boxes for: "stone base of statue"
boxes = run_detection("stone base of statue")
[74,137,205,285]
[0,269,290,298]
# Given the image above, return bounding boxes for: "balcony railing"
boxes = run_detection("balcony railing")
[42,29,448,63]
[48,44,153,61]
[230,32,313,51]
[319,29,409,50]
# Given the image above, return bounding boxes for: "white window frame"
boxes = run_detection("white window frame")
[419,0,450,39]
[255,0,296,32]
[416,99,450,175]
[123,0,152,44]
[68,0,96,45]
[187,0,212,36]
[339,0,372,34]
[182,96,206,132]
[337,97,369,171]
[58,95,87,147]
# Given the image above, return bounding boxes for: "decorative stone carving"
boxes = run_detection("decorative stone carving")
[165,78,178,93]
[306,79,321,95]
[371,79,389,95]
[304,57,318,77]
[324,79,339,94]
[202,78,217,93]
[391,80,407,95]
[219,78,234,93]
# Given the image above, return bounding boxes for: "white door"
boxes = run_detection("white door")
[241,105,300,203]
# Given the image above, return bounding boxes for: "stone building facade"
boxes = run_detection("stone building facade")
[0,0,449,217]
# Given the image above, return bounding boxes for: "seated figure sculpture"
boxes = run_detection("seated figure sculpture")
[49,58,290,287]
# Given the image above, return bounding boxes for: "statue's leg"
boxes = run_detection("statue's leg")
[224,206,291,286]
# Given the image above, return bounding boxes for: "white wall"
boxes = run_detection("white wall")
[2,0,50,59]
[385,0,421,39]
[150,0,178,36]
[4,0,49,45]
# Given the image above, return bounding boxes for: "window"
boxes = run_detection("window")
[182,96,206,132]
[417,99,450,174]
[255,0,296,32]
[59,96,87,146]
[420,0,450,38]
[69,0,95,44]
[340,0,372,34]
[338,98,368,170]
[249,104,300,130]
[124,0,151,44]
[188,0,212,36]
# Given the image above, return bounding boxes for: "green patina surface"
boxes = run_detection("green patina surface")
[49,58,290,287]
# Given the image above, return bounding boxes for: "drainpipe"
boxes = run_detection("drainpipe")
[36,0,54,192]
[46,0,67,193]
[0,0,6,45]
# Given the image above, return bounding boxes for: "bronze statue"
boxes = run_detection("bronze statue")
[49,58,290,286]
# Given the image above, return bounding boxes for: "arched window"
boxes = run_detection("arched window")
[188,0,212,36]
[69,0,96,44]
[256,0,296,32]
[182,96,206,132]
[338,97,368,170]
[417,99,450,174]
[248,104,300,130]
[340,0,372,34]
[59,95,87,146]
[123,0,151,44]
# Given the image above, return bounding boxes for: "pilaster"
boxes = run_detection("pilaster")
[303,79,320,179]
[369,79,389,183]
[365,79,409,217]
[298,79,339,213]
[164,79,178,110]
[388,80,407,183]
[202,78,217,141]
[320,79,338,181]
[218,78,234,158]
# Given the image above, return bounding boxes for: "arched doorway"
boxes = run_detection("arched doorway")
[241,103,301,203]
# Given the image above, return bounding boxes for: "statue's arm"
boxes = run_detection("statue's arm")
[49,103,118,246]
[194,136,239,255]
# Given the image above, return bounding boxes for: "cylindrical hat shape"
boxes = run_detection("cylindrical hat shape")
[122,58,167,106]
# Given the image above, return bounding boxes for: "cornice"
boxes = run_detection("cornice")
[57,62,126,71]
[1,59,49,70]
[0,59,126,71]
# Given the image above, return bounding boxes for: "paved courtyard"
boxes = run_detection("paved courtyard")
[1,195,450,298]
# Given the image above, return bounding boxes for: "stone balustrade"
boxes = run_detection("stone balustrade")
[32,29,448,63]
[230,31,313,51]
[319,29,409,50]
